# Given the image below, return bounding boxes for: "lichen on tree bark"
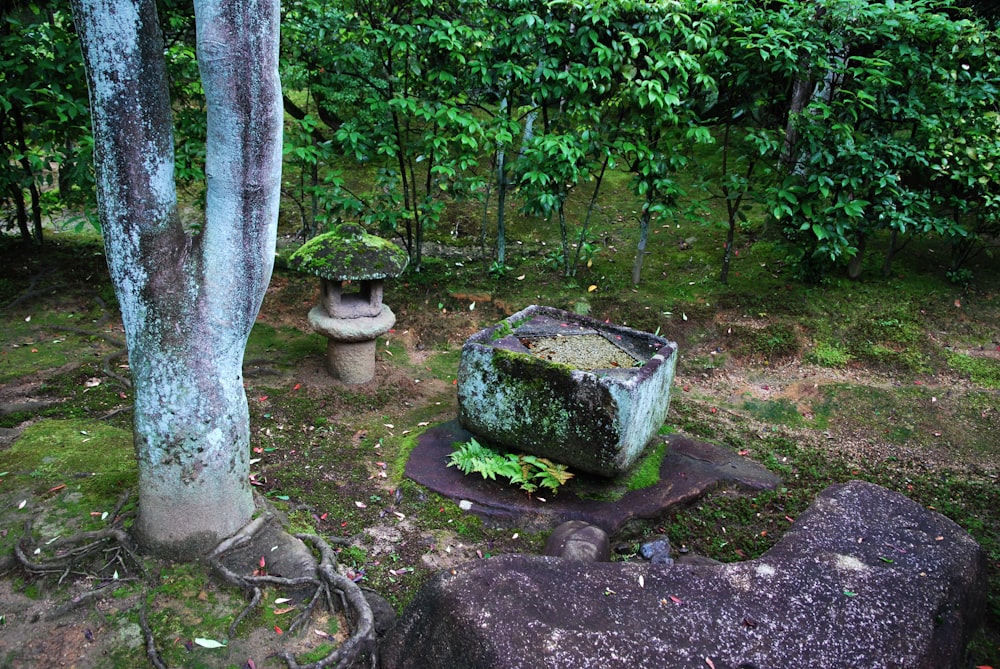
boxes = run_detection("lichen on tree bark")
[71,0,282,559]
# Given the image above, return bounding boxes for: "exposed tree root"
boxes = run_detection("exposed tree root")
[47,294,132,388]
[208,513,377,669]
[140,592,169,669]
[10,490,377,668]
[13,491,142,620]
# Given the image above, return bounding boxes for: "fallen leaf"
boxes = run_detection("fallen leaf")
[194,638,227,649]
[588,285,597,292]
[273,607,295,615]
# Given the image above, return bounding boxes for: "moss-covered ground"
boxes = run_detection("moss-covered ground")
[1,188,998,667]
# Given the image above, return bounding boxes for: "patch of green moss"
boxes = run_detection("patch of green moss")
[421,348,462,382]
[624,440,668,491]
[728,322,800,361]
[947,352,1000,388]
[245,322,325,366]
[3,418,136,503]
[742,398,803,427]
[0,310,116,386]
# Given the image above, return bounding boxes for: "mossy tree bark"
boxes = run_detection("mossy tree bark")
[71,0,282,559]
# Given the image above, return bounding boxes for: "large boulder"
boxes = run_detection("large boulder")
[381,481,986,669]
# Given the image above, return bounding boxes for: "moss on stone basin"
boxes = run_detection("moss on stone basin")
[456,305,678,478]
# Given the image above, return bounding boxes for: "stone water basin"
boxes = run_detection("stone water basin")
[456,305,677,477]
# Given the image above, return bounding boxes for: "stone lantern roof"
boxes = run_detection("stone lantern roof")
[288,224,408,282]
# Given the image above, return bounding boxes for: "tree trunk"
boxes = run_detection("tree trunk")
[632,203,652,286]
[847,232,866,279]
[72,0,282,560]
[13,107,44,245]
[632,186,657,286]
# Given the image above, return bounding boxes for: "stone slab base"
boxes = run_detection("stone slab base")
[405,420,780,534]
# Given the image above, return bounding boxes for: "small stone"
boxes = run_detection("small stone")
[640,537,670,560]
[543,521,610,563]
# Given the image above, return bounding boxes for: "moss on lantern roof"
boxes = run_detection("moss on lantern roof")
[289,225,409,281]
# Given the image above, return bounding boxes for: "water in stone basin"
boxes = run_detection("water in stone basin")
[519,333,642,371]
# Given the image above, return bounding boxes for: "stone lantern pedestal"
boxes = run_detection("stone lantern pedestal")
[289,225,408,384]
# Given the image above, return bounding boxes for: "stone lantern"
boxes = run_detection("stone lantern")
[289,225,408,384]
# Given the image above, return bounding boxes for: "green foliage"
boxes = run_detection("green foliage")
[806,341,854,368]
[447,437,574,495]
[733,0,1000,277]
[1,5,93,243]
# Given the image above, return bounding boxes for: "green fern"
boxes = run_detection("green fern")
[447,438,574,495]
